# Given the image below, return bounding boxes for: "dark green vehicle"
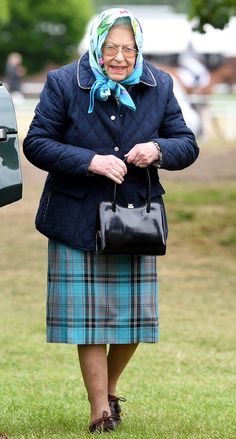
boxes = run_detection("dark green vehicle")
[0,81,22,207]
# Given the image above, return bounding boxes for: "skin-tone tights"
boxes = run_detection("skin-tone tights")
[77,343,138,421]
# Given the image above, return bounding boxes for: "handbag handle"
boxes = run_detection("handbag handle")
[112,165,152,213]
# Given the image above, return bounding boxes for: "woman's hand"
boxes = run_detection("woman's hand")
[88,154,127,184]
[125,142,159,167]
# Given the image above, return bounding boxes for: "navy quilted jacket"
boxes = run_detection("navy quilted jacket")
[23,52,199,250]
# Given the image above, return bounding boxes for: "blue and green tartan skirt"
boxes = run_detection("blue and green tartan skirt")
[47,239,159,344]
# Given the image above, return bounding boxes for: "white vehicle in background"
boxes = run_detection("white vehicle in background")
[0,81,22,207]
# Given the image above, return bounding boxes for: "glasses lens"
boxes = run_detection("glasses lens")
[103,46,117,56]
[102,45,138,58]
[123,48,137,58]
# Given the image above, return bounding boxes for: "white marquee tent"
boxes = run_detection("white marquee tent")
[79,6,236,57]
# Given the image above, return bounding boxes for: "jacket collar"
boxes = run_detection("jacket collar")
[77,51,157,90]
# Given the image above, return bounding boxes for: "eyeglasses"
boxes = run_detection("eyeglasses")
[102,44,138,58]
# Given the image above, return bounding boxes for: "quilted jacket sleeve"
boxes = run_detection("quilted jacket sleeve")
[23,70,96,177]
[155,74,199,170]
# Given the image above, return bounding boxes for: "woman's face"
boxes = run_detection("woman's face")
[102,26,136,81]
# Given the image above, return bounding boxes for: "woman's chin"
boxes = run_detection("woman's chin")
[108,73,127,81]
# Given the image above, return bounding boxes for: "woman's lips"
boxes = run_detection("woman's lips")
[109,65,126,72]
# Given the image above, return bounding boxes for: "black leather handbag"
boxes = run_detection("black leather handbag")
[96,167,168,255]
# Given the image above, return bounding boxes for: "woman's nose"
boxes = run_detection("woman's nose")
[114,48,125,61]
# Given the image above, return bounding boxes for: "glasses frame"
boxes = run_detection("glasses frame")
[102,44,138,58]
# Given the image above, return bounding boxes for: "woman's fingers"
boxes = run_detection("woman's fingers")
[105,158,127,182]
[107,162,127,183]
[107,172,124,184]
[88,154,127,183]
[125,142,158,166]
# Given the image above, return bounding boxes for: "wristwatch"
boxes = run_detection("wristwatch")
[152,141,163,168]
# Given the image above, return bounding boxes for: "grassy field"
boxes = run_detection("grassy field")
[1,146,236,438]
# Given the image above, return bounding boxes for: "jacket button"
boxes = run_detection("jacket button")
[114,146,119,152]
[111,115,116,120]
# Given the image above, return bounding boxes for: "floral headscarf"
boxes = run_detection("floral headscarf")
[88,8,143,113]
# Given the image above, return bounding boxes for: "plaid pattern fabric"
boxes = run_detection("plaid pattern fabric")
[47,240,159,344]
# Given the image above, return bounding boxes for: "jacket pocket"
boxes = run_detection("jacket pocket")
[43,191,52,223]
[52,181,89,199]
[42,186,88,225]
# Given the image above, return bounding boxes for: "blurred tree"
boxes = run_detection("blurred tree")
[189,0,236,31]
[0,0,93,75]
[93,0,190,13]
[0,0,10,23]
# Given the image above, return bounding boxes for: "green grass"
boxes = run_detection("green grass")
[0,179,236,439]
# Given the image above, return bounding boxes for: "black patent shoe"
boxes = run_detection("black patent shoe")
[89,410,117,433]
[108,394,126,424]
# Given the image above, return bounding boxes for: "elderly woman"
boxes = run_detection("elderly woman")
[23,8,199,434]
